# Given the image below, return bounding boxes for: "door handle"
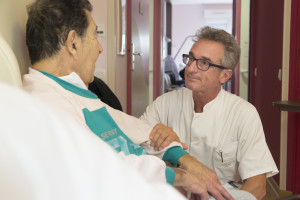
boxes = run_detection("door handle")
[133,52,142,56]
[254,67,257,77]
[132,43,142,71]
[132,52,142,71]
[278,69,282,81]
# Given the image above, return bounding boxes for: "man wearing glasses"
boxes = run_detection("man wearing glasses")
[141,26,278,200]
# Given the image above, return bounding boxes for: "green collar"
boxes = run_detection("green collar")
[38,70,98,99]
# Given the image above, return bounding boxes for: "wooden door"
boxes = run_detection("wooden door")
[249,0,284,183]
[287,0,300,193]
[126,0,151,117]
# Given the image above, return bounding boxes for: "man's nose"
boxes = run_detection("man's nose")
[186,60,198,72]
[98,41,103,54]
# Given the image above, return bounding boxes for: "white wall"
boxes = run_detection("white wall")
[85,0,128,111]
[106,0,127,111]
[171,3,232,70]
[91,0,127,111]
[239,0,250,100]
[90,0,108,83]
[0,0,34,76]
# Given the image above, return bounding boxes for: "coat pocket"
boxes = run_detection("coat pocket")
[213,141,240,182]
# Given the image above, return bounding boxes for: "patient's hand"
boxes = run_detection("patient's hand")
[173,168,209,200]
[178,154,234,200]
[149,123,188,150]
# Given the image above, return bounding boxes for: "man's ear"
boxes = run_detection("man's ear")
[220,69,233,84]
[66,30,80,60]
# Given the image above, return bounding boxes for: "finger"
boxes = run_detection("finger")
[201,193,210,200]
[150,125,163,147]
[207,187,224,200]
[149,124,160,140]
[199,193,209,200]
[157,127,180,150]
[150,135,156,147]
[181,142,188,150]
[192,191,209,200]
[175,186,188,197]
[216,184,233,200]
[154,133,169,150]
[151,129,169,150]
[150,131,159,147]
[159,135,176,150]
[189,193,196,200]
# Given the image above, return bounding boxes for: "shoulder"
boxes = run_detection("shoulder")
[23,69,54,94]
[222,89,256,110]
[142,88,192,120]
[23,69,75,106]
[156,88,192,102]
[220,90,260,121]
[23,68,54,89]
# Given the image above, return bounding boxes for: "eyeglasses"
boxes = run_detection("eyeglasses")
[182,54,228,71]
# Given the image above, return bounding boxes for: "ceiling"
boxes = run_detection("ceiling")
[170,0,232,5]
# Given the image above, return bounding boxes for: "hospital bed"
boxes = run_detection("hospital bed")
[0,34,22,87]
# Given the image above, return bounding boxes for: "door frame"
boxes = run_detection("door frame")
[153,0,162,100]
[126,0,132,114]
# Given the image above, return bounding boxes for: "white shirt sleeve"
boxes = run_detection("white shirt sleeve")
[236,104,278,180]
[0,83,185,200]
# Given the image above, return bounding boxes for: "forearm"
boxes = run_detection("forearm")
[178,154,195,168]
[241,174,267,200]
[178,154,208,173]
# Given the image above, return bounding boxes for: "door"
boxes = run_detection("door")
[130,0,150,117]
[287,0,300,193]
[249,0,283,183]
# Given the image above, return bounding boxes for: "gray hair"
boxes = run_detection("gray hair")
[193,26,240,70]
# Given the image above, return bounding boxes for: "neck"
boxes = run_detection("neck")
[33,62,64,77]
[32,51,74,78]
[192,87,221,113]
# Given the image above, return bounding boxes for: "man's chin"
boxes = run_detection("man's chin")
[185,79,197,86]
[185,81,201,91]
[185,82,193,90]
[90,76,95,83]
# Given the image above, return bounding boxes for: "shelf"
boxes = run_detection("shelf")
[273,101,300,112]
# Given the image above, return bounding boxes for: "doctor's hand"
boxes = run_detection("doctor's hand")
[149,123,188,151]
[178,154,234,200]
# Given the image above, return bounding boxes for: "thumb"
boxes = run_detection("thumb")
[181,142,188,150]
